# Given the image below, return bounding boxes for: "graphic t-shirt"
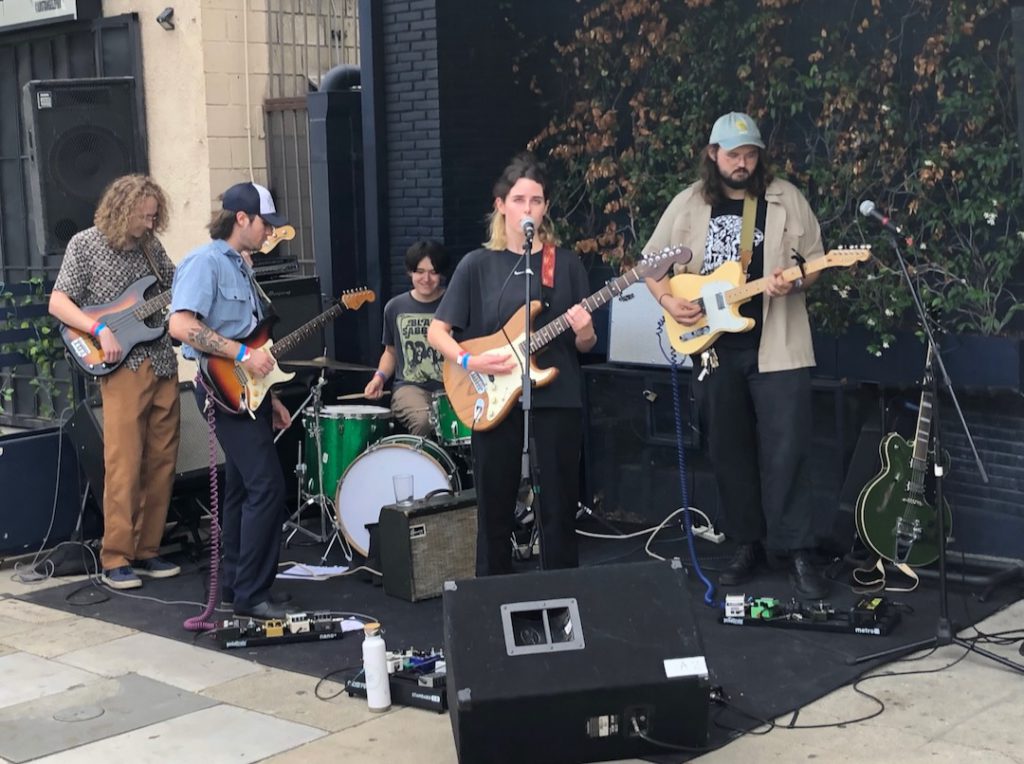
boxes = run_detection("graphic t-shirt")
[702,197,767,351]
[381,291,444,391]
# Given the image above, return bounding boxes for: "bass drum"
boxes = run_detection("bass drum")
[334,434,462,557]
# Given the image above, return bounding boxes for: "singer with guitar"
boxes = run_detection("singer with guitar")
[427,152,596,576]
[168,181,296,621]
[49,174,182,590]
[645,112,831,600]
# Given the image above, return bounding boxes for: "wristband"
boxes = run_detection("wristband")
[92,321,106,337]
[235,344,249,362]
[657,293,671,307]
[456,351,470,369]
[374,369,387,382]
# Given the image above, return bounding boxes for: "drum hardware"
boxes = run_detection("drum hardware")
[281,371,350,554]
[281,356,376,373]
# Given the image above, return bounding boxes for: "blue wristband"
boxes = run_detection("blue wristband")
[93,322,107,337]
[460,353,470,369]
[235,344,248,362]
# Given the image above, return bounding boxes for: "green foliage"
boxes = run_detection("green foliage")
[527,0,1024,341]
[0,277,66,418]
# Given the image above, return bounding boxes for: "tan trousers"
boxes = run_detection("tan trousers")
[391,384,435,438]
[98,359,181,570]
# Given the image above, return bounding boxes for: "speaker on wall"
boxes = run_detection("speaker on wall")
[22,77,146,253]
[442,560,711,764]
[66,382,226,506]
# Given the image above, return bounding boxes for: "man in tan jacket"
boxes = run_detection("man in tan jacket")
[645,111,828,599]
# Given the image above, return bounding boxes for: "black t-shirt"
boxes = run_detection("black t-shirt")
[381,290,444,390]
[702,197,767,351]
[434,246,590,408]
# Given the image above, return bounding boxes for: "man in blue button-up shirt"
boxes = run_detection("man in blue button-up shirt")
[170,182,295,621]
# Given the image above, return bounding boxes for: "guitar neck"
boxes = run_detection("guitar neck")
[527,263,649,354]
[910,345,937,470]
[133,290,172,320]
[269,302,345,359]
[724,255,839,304]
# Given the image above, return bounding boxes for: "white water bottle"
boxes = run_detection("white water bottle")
[362,622,391,712]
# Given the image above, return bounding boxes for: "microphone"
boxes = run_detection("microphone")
[520,217,536,239]
[859,200,902,235]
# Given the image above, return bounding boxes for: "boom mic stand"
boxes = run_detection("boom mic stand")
[852,221,1022,673]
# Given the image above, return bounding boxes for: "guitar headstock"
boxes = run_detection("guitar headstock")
[260,224,297,254]
[340,288,376,311]
[822,245,872,266]
[637,245,693,280]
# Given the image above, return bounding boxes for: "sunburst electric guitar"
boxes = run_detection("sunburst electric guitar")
[443,245,692,431]
[662,247,872,356]
[200,288,374,416]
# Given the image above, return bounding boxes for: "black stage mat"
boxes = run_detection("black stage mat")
[17,531,1023,760]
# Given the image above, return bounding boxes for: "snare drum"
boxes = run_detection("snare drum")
[431,390,472,446]
[302,405,391,498]
[335,434,461,557]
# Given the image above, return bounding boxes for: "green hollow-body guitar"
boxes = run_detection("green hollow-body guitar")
[855,374,952,567]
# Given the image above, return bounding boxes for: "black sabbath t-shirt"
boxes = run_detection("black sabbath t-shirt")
[381,291,444,390]
[702,197,767,351]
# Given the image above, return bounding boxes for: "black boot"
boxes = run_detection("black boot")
[719,543,762,586]
[790,550,829,600]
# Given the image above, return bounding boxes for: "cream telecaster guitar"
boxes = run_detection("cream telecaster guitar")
[662,247,871,356]
[443,245,692,431]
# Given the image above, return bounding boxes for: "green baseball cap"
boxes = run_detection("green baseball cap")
[709,112,765,150]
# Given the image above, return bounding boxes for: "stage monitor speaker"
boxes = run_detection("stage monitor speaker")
[66,382,226,506]
[443,560,710,764]
[259,276,325,363]
[379,489,477,602]
[0,428,83,555]
[23,77,146,253]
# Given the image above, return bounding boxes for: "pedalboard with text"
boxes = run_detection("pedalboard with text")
[720,595,901,636]
[215,611,353,649]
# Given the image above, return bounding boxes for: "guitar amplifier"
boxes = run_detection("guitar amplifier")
[607,282,692,368]
[379,489,477,601]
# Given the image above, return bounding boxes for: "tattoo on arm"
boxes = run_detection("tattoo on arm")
[188,325,230,356]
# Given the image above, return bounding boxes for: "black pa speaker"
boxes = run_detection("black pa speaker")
[66,382,225,506]
[0,428,83,555]
[259,276,325,362]
[442,560,711,764]
[23,77,146,253]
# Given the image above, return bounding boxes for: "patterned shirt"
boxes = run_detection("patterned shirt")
[53,226,178,378]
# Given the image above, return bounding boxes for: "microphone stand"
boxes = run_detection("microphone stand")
[851,229,1021,673]
[518,226,541,562]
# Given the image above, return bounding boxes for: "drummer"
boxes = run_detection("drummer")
[363,240,449,438]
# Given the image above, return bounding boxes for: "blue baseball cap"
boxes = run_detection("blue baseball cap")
[221,182,288,227]
[709,112,766,150]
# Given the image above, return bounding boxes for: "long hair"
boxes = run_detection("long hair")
[698,146,774,206]
[484,151,558,251]
[208,209,246,241]
[93,174,169,250]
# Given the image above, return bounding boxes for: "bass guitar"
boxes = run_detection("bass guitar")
[855,347,952,566]
[443,245,692,431]
[200,288,375,416]
[60,275,171,377]
[662,247,871,356]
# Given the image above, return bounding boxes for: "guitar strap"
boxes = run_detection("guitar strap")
[738,194,757,273]
[139,235,169,288]
[851,557,920,593]
[541,242,556,305]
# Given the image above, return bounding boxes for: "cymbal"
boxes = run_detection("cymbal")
[280,356,375,372]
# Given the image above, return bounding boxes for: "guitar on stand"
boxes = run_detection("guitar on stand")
[855,345,953,568]
[443,245,693,431]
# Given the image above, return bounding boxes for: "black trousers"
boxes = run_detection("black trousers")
[470,406,582,576]
[194,388,286,610]
[691,347,815,552]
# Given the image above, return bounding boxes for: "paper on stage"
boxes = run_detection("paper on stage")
[276,563,349,580]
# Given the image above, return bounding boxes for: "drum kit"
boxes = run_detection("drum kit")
[279,357,473,563]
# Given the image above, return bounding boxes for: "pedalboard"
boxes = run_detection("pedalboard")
[215,611,352,649]
[720,595,901,636]
[346,648,447,713]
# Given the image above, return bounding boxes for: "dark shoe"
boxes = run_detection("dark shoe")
[101,566,142,590]
[221,591,292,609]
[719,543,763,586]
[234,600,291,620]
[131,557,181,578]
[790,551,829,600]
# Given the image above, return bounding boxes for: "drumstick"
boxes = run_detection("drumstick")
[337,391,392,401]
